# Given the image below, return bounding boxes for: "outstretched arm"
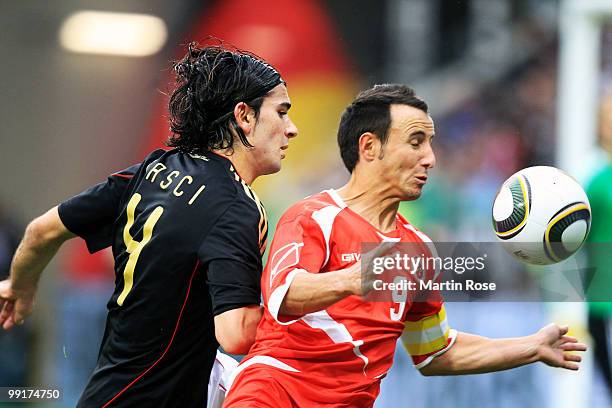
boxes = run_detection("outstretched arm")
[0,206,75,330]
[419,323,587,376]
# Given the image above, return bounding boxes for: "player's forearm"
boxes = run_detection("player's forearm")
[279,267,359,316]
[420,331,540,376]
[238,305,263,349]
[10,207,73,293]
[215,305,263,354]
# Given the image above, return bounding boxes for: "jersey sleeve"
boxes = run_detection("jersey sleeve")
[58,164,139,253]
[263,213,327,325]
[198,200,263,316]
[401,301,457,369]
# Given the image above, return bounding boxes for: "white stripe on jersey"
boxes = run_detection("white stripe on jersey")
[225,355,300,393]
[311,205,343,266]
[268,268,307,325]
[375,231,401,243]
[268,242,304,288]
[324,189,347,209]
[301,310,370,376]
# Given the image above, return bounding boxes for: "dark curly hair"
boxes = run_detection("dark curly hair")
[337,84,428,172]
[167,42,284,154]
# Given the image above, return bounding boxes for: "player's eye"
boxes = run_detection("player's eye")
[409,133,426,147]
[409,138,421,147]
[278,111,288,117]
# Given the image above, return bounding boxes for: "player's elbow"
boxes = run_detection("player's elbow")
[25,219,50,248]
[217,335,252,355]
[214,305,263,355]
[278,298,303,316]
[416,353,457,376]
[26,215,64,248]
[417,364,438,376]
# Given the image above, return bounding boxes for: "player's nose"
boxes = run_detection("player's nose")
[422,143,436,169]
[286,118,298,139]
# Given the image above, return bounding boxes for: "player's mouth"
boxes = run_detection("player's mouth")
[415,175,428,185]
[281,145,288,159]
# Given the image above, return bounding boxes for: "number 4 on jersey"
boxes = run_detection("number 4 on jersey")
[117,193,164,306]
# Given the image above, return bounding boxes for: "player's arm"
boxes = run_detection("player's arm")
[199,199,268,354]
[267,211,393,320]
[419,323,587,376]
[0,207,75,330]
[207,256,263,354]
[279,266,359,316]
[214,305,262,355]
[265,213,360,320]
[207,255,263,354]
[279,242,391,317]
[1,159,143,331]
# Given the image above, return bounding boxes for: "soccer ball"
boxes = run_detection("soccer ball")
[492,166,591,265]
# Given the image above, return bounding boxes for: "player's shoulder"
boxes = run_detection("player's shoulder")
[143,149,244,209]
[278,190,340,225]
[177,149,241,196]
[397,213,434,243]
[140,148,170,167]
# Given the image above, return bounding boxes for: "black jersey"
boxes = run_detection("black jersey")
[58,149,268,407]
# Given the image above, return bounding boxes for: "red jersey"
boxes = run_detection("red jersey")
[226,190,456,407]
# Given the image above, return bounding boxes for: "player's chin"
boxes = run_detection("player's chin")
[262,160,282,175]
[402,186,423,201]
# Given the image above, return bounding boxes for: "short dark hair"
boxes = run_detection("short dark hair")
[337,84,428,172]
[167,42,284,154]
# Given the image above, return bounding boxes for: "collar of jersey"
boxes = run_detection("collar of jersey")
[207,151,249,184]
[324,189,401,239]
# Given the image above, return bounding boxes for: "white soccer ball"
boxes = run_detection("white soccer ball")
[492,166,591,265]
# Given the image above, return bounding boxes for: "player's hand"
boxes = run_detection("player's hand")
[0,279,35,330]
[351,242,398,296]
[535,323,587,370]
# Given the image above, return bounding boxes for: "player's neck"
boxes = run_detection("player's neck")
[212,148,257,185]
[336,176,400,233]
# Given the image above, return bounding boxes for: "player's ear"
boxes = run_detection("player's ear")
[359,132,381,163]
[234,102,256,135]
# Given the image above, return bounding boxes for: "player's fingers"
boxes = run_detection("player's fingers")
[13,299,31,326]
[562,361,580,371]
[0,279,11,298]
[2,313,15,331]
[362,243,397,277]
[558,325,569,336]
[375,242,399,256]
[0,300,14,323]
[564,354,582,363]
[0,303,6,328]
[561,342,587,352]
[560,335,577,343]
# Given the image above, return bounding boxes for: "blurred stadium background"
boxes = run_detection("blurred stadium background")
[1,0,611,406]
